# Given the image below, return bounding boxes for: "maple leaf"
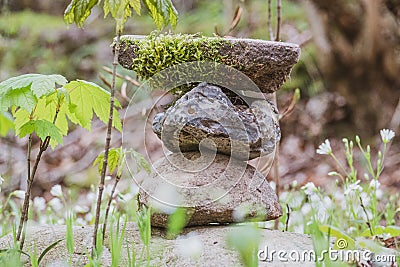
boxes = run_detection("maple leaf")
[64,80,122,131]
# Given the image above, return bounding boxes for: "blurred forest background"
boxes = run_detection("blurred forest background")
[0,0,399,198]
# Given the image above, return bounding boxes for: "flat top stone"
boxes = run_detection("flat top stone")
[117,34,300,94]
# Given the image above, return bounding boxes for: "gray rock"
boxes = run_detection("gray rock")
[0,223,316,267]
[139,152,282,227]
[152,83,280,160]
[118,35,300,93]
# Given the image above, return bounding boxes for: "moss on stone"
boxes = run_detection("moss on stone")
[121,32,229,80]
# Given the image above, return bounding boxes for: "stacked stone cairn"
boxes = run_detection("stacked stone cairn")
[118,35,300,228]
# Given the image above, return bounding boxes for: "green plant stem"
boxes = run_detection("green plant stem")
[359,195,374,235]
[17,108,59,249]
[356,142,375,179]
[18,136,51,250]
[376,143,387,177]
[93,31,121,253]
[16,133,32,246]
[330,153,350,178]
[102,174,121,240]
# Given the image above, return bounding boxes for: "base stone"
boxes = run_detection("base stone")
[139,152,282,227]
[0,223,315,267]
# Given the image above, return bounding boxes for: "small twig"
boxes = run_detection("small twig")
[17,109,59,249]
[273,145,280,230]
[18,137,50,249]
[102,174,121,239]
[120,82,130,102]
[267,0,274,40]
[102,66,141,87]
[93,32,121,254]
[275,0,281,41]
[359,195,374,236]
[285,204,290,232]
[224,6,242,36]
[279,89,300,120]
[99,74,112,89]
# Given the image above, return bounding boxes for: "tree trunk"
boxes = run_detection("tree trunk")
[303,0,400,136]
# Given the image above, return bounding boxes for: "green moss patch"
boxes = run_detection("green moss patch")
[121,32,229,80]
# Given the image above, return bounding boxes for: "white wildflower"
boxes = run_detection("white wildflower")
[348,227,357,234]
[233,203,252,222]
[376,189,383,200]
[119,192,135,203]
[48,198,63,210]
[50,184,63,198]
[316,139,332,155]
[369,179,381,189]
[13,190,25,199]
[85,212,93,223]
[380,129,395,144]
[301,203,312,215]
[360,192,371,206]
[301,182,317,195]
[323,196,333,210]
[33,197,46,212]
[75,218,86,226]
[177,232,204,259]
[344,180,362,196]
[293,225,304,233]
[86,192,96,202]
[328,171,339,176]
[105,184,117,197]
[73,205,89,214]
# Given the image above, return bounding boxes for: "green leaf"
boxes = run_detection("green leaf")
[18,120,61,144]
[1,87,37,113]
[137,206,151,246]
[226,225,260,267]
[64,80,122,131]
[93,147,123,175]
[103,0,142,33]
[38,239,64,265]
[167,208,191,238]
[361,225,400,237]
[0,74,67,113]
[319,225,355,249]
[0,74,67,98]
[64,0,99,27]
[130,0,141,15]
[142,0,178,30]
[0,112,14,136]
[19,120,63,145]
[130,150,151,174]
[13,108,30,136]
[34,93,70,136]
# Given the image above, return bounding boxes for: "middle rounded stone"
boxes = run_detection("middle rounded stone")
[152,83,281,161]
